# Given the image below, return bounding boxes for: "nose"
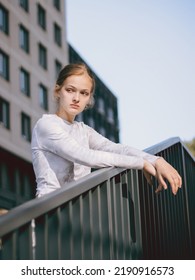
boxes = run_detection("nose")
[73,92,80,103]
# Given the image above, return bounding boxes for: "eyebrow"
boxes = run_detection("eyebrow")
[66,84,90,91]
[66,84,76,88]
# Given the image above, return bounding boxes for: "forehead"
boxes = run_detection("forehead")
[64,73,92,90]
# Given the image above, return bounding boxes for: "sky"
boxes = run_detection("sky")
[66,0,195,150]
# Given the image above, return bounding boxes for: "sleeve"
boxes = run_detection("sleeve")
[87,125,159,166]
[34,119,144,170]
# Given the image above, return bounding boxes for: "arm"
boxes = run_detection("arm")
[87,125,182,194]
[87,125,160,165]
[34,119,145,170]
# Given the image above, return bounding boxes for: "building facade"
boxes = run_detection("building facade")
[69,45,120,143]
[0,0,68,209]
[0,0,120,210]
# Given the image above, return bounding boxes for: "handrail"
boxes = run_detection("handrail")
[145,136,195,160]
[0,137,194,260]
[0,166,124,237]
[144,137,181,154]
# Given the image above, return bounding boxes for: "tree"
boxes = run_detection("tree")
[184,138,195,157]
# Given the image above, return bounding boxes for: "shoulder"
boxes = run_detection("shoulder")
[36,114,63,126]
[33,114,64,134]
[72,120,88,130]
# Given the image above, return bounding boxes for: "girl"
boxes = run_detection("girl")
[31,63,182,197]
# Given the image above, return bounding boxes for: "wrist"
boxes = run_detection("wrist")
[154,157,164,167]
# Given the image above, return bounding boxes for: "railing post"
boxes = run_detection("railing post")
[180,144,193,258]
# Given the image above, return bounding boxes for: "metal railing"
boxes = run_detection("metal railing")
[0,137,194,259]
[140,137,195,259]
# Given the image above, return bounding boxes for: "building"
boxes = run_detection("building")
[0,0,120,211]
[0,0,68,209]
[69,45,120,143]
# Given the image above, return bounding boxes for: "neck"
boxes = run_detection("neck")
[55,111,75,123]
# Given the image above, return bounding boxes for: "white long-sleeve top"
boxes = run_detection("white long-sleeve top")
[31,114,158,197]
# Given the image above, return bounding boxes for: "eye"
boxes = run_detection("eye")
[66,88,74,93]
[81,91,90,96]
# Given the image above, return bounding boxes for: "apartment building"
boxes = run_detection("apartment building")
[0,0,120,210]
[0,0,68,208]
[69,45,120,143]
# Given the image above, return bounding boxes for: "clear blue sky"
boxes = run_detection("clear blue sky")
[66,0,195,149]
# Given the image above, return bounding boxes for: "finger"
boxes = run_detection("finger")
[157,173,168,190]
[143,160,156,177]
[178,175,182,188]
[148,176,153,186]
[171,174,182,193]
[155,184,163,194]
[158,171,179,195]
[144,173,153,186]
[169,176,180,195]
[143,170,153,186]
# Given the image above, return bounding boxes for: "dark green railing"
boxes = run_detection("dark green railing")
[140,138,195,259]
[0,137,194,260]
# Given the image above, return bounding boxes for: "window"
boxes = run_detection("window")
[0,3,9,34]
[109,135,116,142]
[107,108,114,123]
[38,43,47,69]
[76,113,83,122]
[0,49,9,80]
[0,164,10,189]
[97,97,105,114]
[99,127,106,137]
[39,84,48,110]
[87,117,95,128]
[53,0,61,11]
[54,23,62,47]
[19,24,29,53]
[0,97,10,129]
[55,59,62,78]
[19,0,29,12]
[21,112,31,141]
[20,67,30,97]
[37,4,46,30]
[14,169,21,194]
[23,175,31,196]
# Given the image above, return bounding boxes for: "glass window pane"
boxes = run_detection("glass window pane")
[37,4,46,30]
[19,25,29,53]
[39,84,48,110]
[20,68,30,96]
[0,49,9,80]
[54,23,62,46]
[39,44,47,69]
[0,4,9,34]
[21,112,31,141]
[53,0,61,11]
[97,97,105,114]
[55,59,62,79]
[0,164,10,189]
[14,169,21,194]
[0,97,10,129]
[19,0,29,12]
[108,108,114,123]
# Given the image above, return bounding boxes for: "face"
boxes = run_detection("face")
[55,73,92,122]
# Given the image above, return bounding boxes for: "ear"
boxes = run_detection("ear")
[85,96,95,109]
[54,84,60,99]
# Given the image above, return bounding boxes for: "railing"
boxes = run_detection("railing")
[0,137,194,260]
[140,137,195,259]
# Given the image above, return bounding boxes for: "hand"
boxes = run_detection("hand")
[143,160,156,186]
[154,158,182,195]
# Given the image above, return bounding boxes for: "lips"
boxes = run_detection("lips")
[70,104,80,109]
